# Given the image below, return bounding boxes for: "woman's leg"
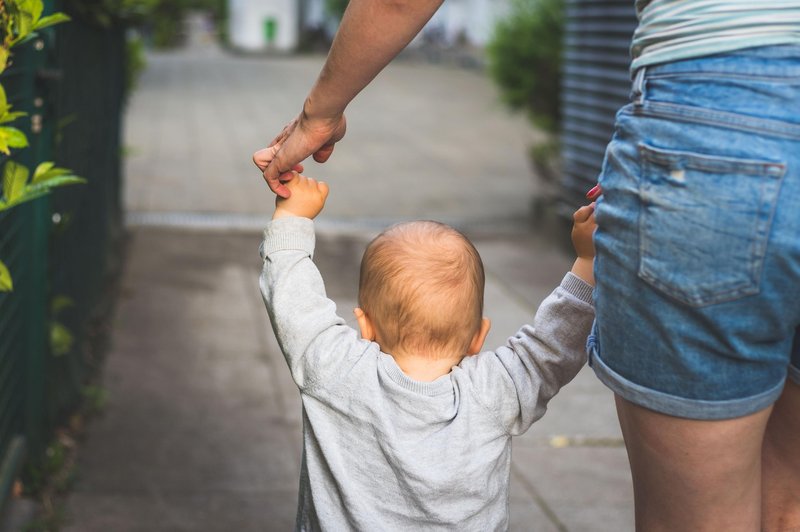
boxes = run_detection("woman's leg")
[763,379,800,531]
[615,395,772,532]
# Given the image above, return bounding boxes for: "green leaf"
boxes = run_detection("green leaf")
[50,321,73,356]
[0,47,9,75]
[0,260,12,291]
[29,0,45,24]
[0,127,28,153]
[0,187,49,210]
[32,161,54,181]
[0,111,27,125]
[16,0,43,27]
[12,18,34,46]
[33,12,70,31]
[12,32,39,47]
[51,295,74,314]
[2,127,28,149]
[0,85,7,111]
[25,175,85,194]
[2,160,29,202]
[32,162,73,184]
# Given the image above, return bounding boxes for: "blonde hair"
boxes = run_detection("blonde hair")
[358,221,485,356]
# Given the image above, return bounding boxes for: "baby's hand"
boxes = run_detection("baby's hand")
[571,203,596,259]
[273,173,329,220]
[570,203,596,286]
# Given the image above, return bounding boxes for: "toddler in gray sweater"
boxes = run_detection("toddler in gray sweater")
[260,173,596,531]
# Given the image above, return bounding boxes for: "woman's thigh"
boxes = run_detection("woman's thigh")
[616,394,771,531]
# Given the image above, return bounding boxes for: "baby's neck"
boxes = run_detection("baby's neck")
[390,348,466,382]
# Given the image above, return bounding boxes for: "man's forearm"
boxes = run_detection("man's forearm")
[304,0,444,120]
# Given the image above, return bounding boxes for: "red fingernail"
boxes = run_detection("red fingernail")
[586,184,602,200]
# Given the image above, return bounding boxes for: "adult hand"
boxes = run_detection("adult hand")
[254,112,347,198]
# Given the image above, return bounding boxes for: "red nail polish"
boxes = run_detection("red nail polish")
[586,184,602,200]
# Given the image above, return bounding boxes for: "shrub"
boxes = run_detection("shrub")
[325,0,349,20]
[486,0,564,133]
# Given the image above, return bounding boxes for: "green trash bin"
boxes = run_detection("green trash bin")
[264,17,277,47]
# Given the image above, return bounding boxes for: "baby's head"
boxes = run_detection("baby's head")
[357,221,485,358]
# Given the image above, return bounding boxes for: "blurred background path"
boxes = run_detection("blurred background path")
[63,31,634,531]
[123,35,542,229]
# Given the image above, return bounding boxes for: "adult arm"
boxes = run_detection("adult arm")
[254,0,445,197]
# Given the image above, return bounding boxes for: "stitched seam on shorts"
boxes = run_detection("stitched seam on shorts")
[590,347,786,420]
[635,142,786,307]
[646,72,800,83]
[626,102,800,140]
[637,143,787,176]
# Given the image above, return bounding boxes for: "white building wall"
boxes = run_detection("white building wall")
[421,0,511,47]
[229,0,299,52]
[230,0,511,52]
[303,0,326,28]
[465,0,511,45]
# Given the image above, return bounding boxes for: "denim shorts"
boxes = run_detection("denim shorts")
[589,45,800,420]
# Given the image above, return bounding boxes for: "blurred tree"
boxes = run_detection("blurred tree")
[486,0,563,133]
[325,0,348,20]
[66,0,226,48]
[487,0,563,182]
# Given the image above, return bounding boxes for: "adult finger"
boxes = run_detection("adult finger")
[269,120,297,148]
[264,159,292,198]
[266,173,291,198]
[254,144,302,173]
[253,145,280,172]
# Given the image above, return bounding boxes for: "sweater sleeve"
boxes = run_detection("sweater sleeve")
[259,216,371,390]
[459,273,595,436]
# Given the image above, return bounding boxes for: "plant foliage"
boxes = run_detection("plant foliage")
[486,0,564,133]
[0,0,80,291]
[325,0,348,20]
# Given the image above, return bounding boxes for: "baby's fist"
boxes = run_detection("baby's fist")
[571,203,596,259]
[273,173,330,220]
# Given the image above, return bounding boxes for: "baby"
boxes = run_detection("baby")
[260,174,596,530]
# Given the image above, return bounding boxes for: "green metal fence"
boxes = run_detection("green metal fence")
[0,25,57,509]
[47,6,127,430]
[0,3,127,512]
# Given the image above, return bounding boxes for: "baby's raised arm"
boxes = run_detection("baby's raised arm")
[261,176,368,391]
[273,172,330,220]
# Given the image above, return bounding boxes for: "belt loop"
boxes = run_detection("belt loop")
[632,66,647,106]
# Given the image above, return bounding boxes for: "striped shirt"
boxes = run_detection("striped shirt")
[631,0,800,71]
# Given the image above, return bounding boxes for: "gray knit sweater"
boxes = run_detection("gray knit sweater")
[259,217,595,531]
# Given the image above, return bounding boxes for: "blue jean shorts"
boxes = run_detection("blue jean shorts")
[589,45,800,420]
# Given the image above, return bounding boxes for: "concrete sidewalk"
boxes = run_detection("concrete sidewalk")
[62,42,634,531]
[63,226,632,532]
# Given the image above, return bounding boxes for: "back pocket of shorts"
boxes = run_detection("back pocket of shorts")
[638,143,785,307]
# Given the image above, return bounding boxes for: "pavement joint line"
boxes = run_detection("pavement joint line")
[485,269,539,314]
[547,435,626,448]
[125,210,535,236]
[510,464,569,532]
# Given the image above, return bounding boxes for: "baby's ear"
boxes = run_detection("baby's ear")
[353,308,376,341]
[466,318,491,355]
